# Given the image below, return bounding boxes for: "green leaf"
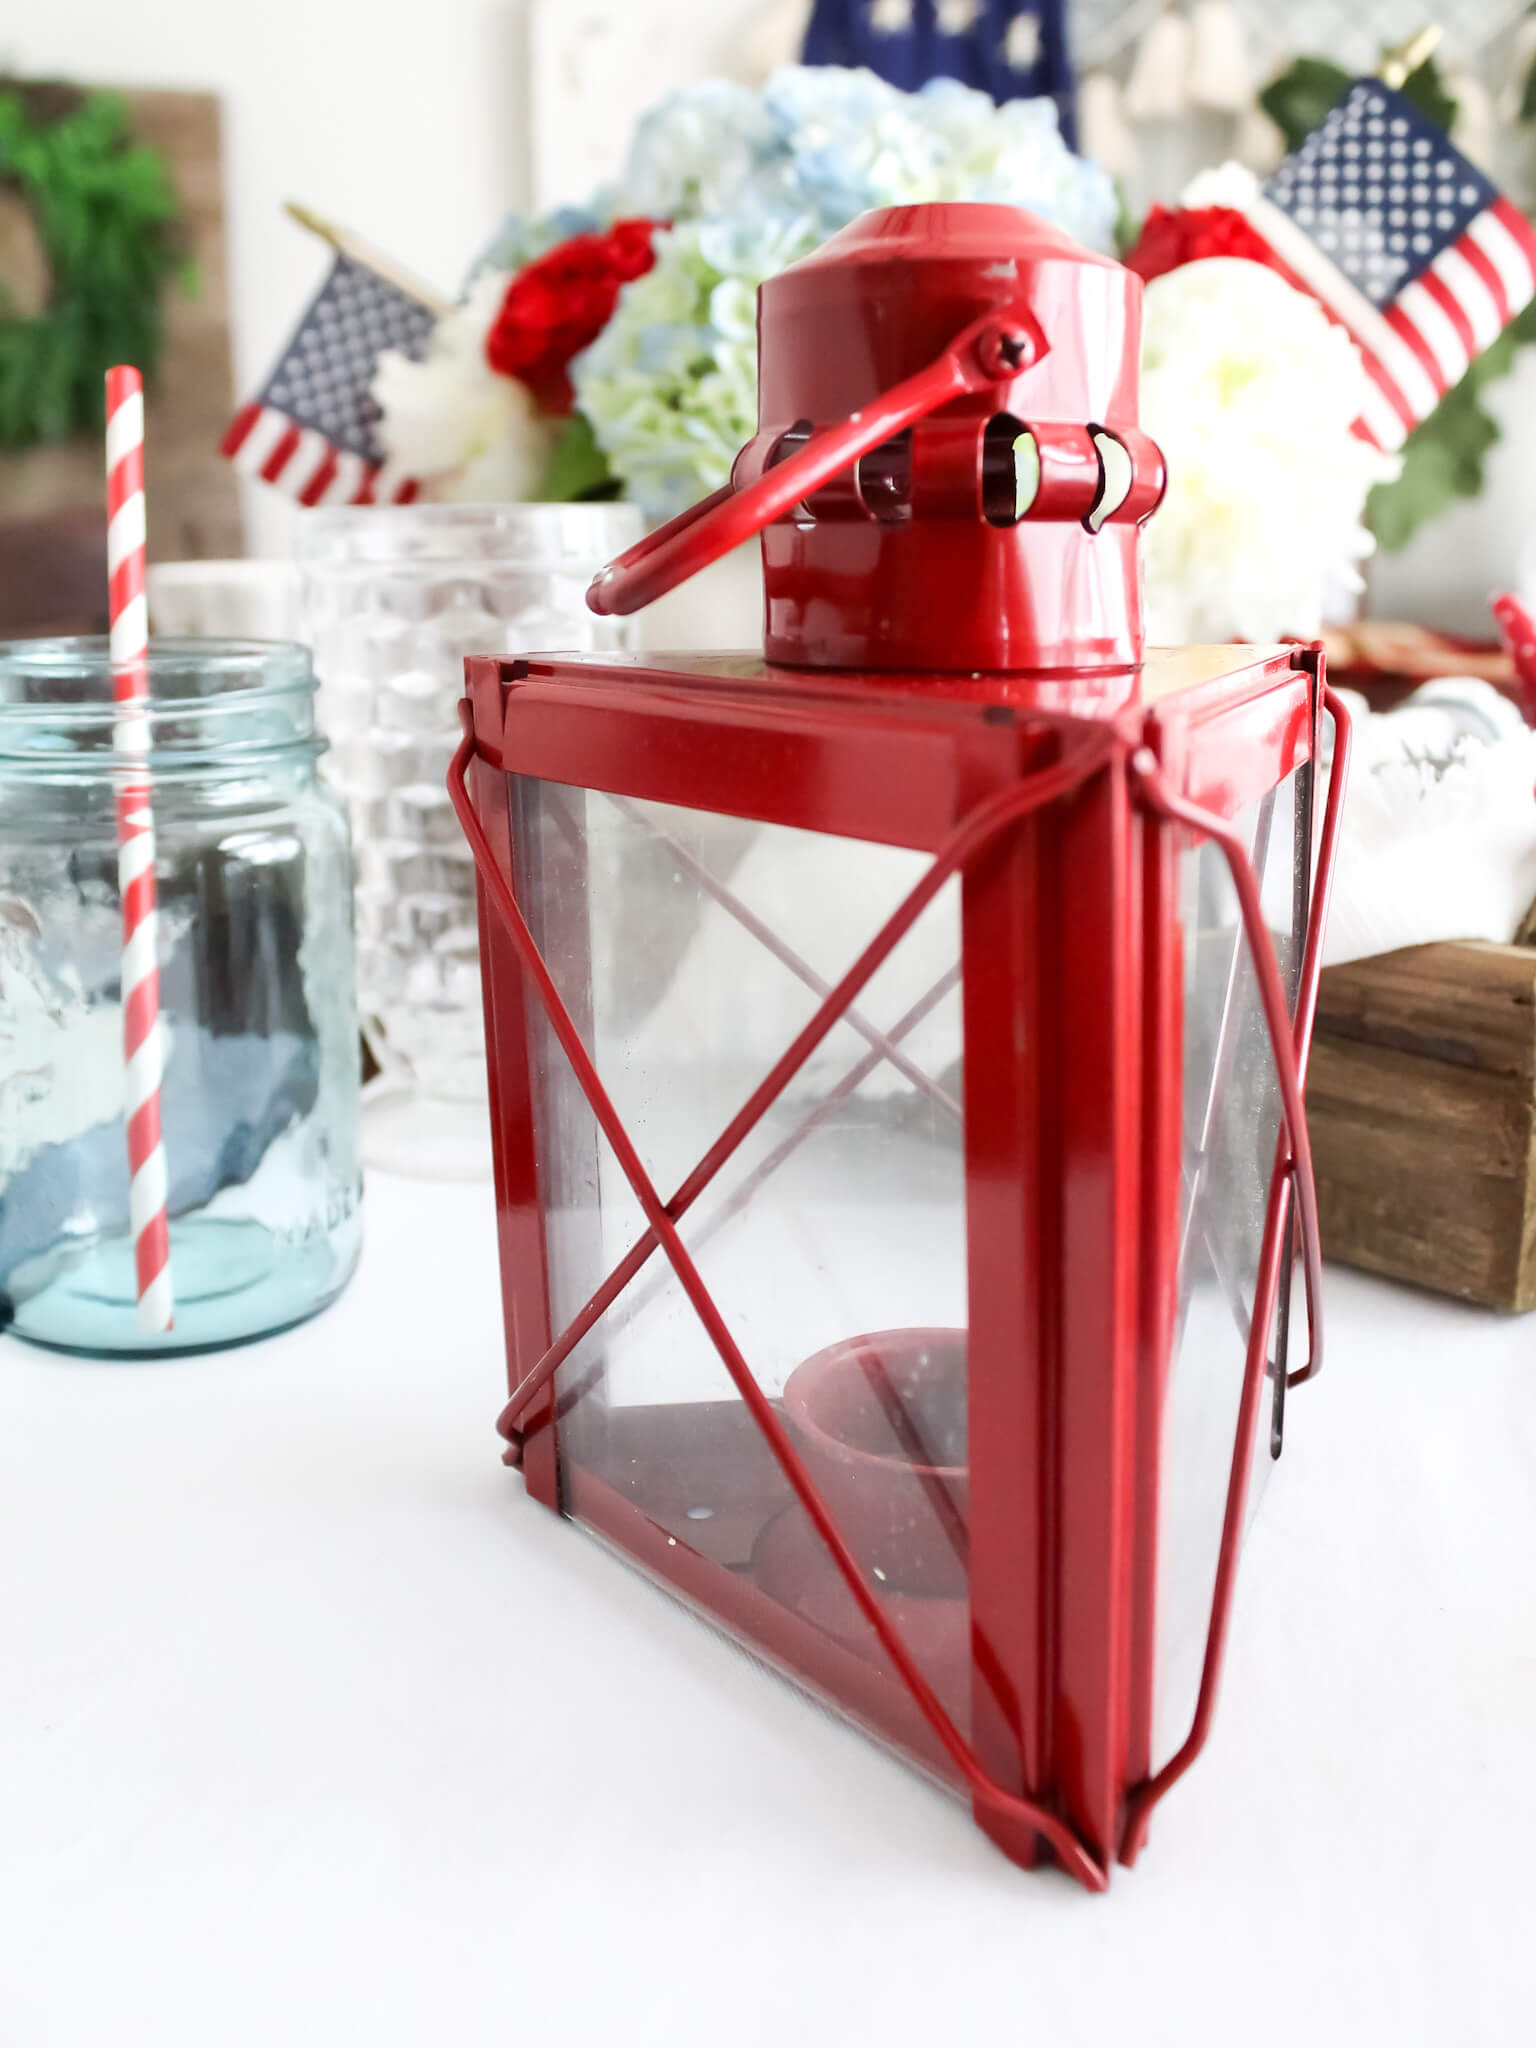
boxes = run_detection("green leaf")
[1398,55,1458,135]
[1259,49,1459,154]
[1366,300,1536,552]
[0,85,185,448]
[537,411,616,502]
[1112,178,1139,259]
[1521,46,1536,124]
[1258,57,1349,154]
[1367,409,1489,552]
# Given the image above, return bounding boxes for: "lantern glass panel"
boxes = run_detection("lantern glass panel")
[512,777,971,1743]
[1154,768,1307,1760]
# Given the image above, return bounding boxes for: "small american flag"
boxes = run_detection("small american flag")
[221,254,437,505]
[1235,81,1536,452]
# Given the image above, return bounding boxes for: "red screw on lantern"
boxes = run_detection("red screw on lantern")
[449,203,1351,1889]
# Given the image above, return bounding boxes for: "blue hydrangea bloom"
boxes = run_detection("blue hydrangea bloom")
[492,65,1118,521]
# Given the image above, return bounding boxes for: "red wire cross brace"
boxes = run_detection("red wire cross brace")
[448,684,1353,1889]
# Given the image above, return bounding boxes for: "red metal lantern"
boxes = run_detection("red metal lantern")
[450,202,1352,1890]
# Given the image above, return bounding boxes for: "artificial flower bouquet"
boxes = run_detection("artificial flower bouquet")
[367,62,1400,649]
[370,66,1118,520]
[1124,168,1396,647]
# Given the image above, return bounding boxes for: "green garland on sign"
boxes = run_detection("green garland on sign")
[0,83,186,450]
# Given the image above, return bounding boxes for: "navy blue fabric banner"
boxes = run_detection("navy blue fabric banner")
[802,1,1074,131]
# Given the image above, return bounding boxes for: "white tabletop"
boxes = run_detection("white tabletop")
[4,1171,1534,2047]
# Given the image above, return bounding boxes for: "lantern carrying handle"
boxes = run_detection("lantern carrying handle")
[585,305,1048,618]
[1120,679,1353,1863]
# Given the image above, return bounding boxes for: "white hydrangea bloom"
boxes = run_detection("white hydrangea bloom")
[1139,259,1398,646]
[370,271,556,502]
[1179,161,1264,213]
[622,79,781,222]
[571,217,819,520]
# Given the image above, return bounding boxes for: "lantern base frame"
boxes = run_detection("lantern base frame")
[565,1409,967,1793]
[452,642,1351,1890]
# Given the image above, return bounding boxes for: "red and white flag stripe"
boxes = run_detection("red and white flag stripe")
[221,403,420,507]
[105,365,173,1335]
[1238,191,1536,454]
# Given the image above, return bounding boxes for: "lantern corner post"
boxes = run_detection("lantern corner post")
[1119,724,1187,1837]
[960,734,1145,1875]
[959,781,1051,1862]
[458,659,559,1511]
[1051,742,1146,1865]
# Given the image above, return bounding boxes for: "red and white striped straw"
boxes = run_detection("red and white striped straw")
[105,365,173,1334]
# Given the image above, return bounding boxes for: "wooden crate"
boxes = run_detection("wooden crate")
[1306,941,1536,1311]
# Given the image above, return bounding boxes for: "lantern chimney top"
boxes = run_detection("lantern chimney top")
[587,202,1165,675]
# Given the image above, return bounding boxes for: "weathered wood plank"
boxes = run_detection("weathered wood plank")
[1314,940,1536,1079]
[1307,939,1536,1311]
[1314,1160,1521,1306]
[1308,1035,1529,1178]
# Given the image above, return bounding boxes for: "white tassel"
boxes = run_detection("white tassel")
[1125,8,1194,122]
[1078,71,1140,182]
[741,0,815,83]
[1498,15,1536,124]
[1187,0,1250,114]
[1449,71,1497,173]
[1232,100,1286,175]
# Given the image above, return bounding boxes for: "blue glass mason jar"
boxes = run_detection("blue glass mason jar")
[0,639,362,1354]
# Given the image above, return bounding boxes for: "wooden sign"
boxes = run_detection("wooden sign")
[0,87,240,638]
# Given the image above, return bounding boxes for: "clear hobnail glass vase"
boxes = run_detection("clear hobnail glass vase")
[0,638,362,1356]
[295,502,642,1178]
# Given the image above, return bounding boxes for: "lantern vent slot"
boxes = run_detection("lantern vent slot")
[1086,427,1134,533]
[855,430,914,525]
[766,418,818,529]
[981,414,1039,528]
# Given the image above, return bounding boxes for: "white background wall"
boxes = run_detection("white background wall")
[9,0,543,551]
[5,0,769,553]
[9,2,1534,620]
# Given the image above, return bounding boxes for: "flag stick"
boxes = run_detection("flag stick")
[283,201,454,317]
[1379,25,1442,90]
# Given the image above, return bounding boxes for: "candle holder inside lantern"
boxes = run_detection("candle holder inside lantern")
[449,203,1351,1890]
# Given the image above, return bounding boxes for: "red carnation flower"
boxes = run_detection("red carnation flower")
[1123,204,1281,284]
[485,218,667,414]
